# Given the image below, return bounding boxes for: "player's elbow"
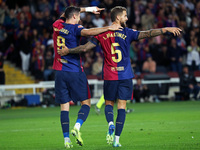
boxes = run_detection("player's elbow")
[81,29,95,36]
[86,32,94,36]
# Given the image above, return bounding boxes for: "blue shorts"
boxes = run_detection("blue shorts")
[55,70,91,104]
[104,79,133,101]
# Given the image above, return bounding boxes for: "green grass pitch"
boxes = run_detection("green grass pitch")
[0,101,200,150]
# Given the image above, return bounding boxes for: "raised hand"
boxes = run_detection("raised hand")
[164,27,182,36]
[92,7,105,14]
[57,45,69,56]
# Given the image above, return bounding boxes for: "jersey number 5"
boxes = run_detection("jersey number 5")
[111,43,122,63]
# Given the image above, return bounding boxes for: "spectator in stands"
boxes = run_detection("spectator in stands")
[191,16,199,30]
[148,36,162,64]
[135,39,149,72]
[31,41,44,81]
[0,1,8,24]
[31,28,40,48]
[4,9,19,49]
[82,52,93,76]
[16,23,25,39]
[17,12,29,27]
[82,13,95,28]
[91,56,103,78]
[156,8,165,28]
[103,11,112,26]
[186,30,196,47]
[165,14,179,27]
[92,14,105,27]
[31,11,44,35]
[179,65,200,100]
[0,52,5,84]
[168,38,182,73]
[132,2,141,27]
[0,24,7,53]
[183,0,195,12]
[142,54,156,73]
[41,32,50,47]
[141,8,155,30]
[158,45,170,69]
[129,42,138,72]
[100,0,115,12]
[43,10,53,32]
[38,0,52,12]
[196,1,200,20]
[20,5,32,24]
[177,33,186,51]
[186,39,200,71]
[43,50,54,81]
[19,30,31,74]
[133,77,150,103]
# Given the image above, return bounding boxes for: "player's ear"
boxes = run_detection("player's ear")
[116,15,120,21]
[73,14,76,19]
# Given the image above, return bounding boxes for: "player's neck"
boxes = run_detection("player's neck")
[113,21,120,26]
[65,18,77,24]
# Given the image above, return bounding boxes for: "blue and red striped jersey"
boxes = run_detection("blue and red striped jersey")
[92,28,140,80]
[52,18,84,72]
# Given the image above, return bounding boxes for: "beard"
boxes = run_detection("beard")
[120,21,126,28]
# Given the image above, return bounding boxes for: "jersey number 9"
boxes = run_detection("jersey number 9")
[57,36,65,47]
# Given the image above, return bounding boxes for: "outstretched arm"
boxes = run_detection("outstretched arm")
[60,7,105,18]
[81,23,122,36]
[80,7,105,14]
[138,27,182,40]
[57,41,96,56]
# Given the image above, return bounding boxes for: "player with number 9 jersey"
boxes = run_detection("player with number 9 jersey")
[52,6,124,148]
[53,18,84,72]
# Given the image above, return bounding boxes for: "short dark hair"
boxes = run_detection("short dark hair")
[136,76,141,80]
[183,65,189,69]
[110,6,127,22]
[64,6,80,19]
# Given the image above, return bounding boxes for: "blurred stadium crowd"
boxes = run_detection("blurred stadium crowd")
[0,0,200,81]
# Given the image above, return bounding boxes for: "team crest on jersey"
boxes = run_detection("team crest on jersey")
[78,25,83,28]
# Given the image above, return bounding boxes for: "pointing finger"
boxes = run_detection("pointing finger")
[99,8,105,11]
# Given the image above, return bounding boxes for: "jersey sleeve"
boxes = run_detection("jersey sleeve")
[126,28,140,42]
[89,36,99,46]
[74,24,84,36]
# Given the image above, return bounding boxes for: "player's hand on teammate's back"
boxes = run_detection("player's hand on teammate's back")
[164,27,182,36]
[57,46,69,56]
[93,7,105,14]
[108,23,123,31]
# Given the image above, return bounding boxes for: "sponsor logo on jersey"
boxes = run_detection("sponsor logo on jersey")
[111,66,124,71]
[78,25,83,28]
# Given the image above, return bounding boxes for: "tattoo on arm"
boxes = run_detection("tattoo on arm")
[138,29,163,40]
[68,41,96,54]
[68,45,85,54]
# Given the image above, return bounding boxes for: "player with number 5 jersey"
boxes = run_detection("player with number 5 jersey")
[57,6,182,147]
[93,28,139,80]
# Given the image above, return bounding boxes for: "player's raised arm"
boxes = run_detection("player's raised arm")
[138,27,182,40]
[57,41,96,56]
[81,23,122,36]
[59,6,105,19]
[80,7,105,14]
